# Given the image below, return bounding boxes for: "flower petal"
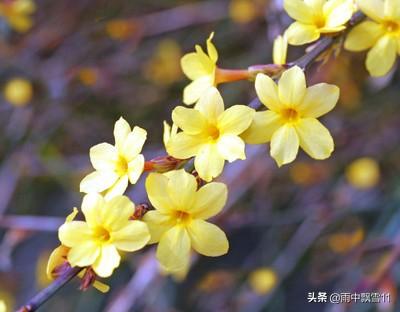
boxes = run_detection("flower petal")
[166,169,197,211]
[47,245,69,279]
[157,226,191,272]
[145,173,175,213]
[90,143,118,171]
[181,52,214,81]
[284,0,314,23]
[285,22,320,45]
[295,118,334,159]
[67,241,100,268]
[324,0,353,28]
[80,170,119,194]
[91,245,121,278]
[187,220,229,256]
[255,73,283,112]
[81,193,105,228]
[366,35,397,77]
[344,21,384,51]
[217,105,254,135]
[121,126,147,161]
[273,35,288,65]
[298,83,339,118]
[112,220,150,251]
[166,132,203,159]
[278,66,307,106]
[194,143,225,182]
[270,124,299,167]
[194,87,224,123]
[183,76,214,105]
[207,32,218,63]
[358,0,384,22]
[172,106,207,134]
[385,0,400,19]
[127,154,145,184]
[216,134,246,162]
[114,117,131,150]
[241,110,285,144]
[143,210,175,243]
[190,182,227,219]
[104,175,129,200]
[101,195,135,230]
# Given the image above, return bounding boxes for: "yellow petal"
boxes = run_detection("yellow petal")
[121,126,147,161]
[217,105,254,135]
[295,118,334,159]
[101,195,135,230]
[167,169,197,210]
[145,173,175,212]
[181,53,214,81]
[163,121,178,147]
[385,0,400,19]
[284,0,314,23]
[344,21,384,51]
[166,132,203,159]
[357,0,384,22]
[112,220,150,251]
[143,210,175,243]
[285,22,320,45]
[183,76,214,105]
[157,226,191,271]
[273,35,288,65]
[278,66,307,106]
[172,106,207,134]
[241,110,285,144]
[65,207,79,222]
[91,245,121,278]
[80,171,119,194]
[254,73,283,112]
[207,32,218,63]
[270,124,299,167]
[67,241,100,267]
[298,83,339,118]
[194,87,224,124]
[46,245,69,279]
[187,220,229,256]
[324,0,353,28]
[127,154,144,184]
[92,280,110,293]
[89,143,118,171]
[59,221,91,247]
[113,117,131,150]
[194,144,225,182]
[366,35,397,77]
[305,0,324,11]
[104,175,129,200]
[216,134,246,162]
[81,193,104,227]
[190,182,228,220]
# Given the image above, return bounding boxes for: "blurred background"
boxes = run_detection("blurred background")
[0,0,399,311]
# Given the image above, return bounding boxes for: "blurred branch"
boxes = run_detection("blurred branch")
[0,215,63,231]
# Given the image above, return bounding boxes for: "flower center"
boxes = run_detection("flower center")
[173,210,191,225]
[281,108,299,123]
[384,20,400,33]
[115,155,128,175]
[314,15,326,28]
[93,226,111,243]
[206,125,220,141]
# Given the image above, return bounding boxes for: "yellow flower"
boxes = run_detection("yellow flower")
[0,0,35,32]
[0,300,5,312]
[345,157,380,189]
[229,0,258,24]
[248,268,278,295]
[143,169,229,273]
[80,117,147,200]
[58,194,150,277]
[162,121,178,147]
[273,35,288,65]
[181,33,218,105]
[3,78,33,107]
[284,0,354,45]
[344,0,400,76]
[242,66,339,166]
[166,87,254,182]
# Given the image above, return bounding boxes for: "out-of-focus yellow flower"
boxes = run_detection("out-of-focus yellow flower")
[344,0,400,76]
[143,169,229,273]
[58,194,150,278]
[181,33,218,105]
[0,300,6,312]
[273,35,288,65]
[248,267,278,295]
[105,19,137,40]
[328,227,364,253]
[345,157,380,189]
[284,0,353,45]
[242,66,339,166]
[3,78,33,107]
[77,67,99,86]
[166,87,254,181]
[229,0,258,24]
[144,39,182,86]
[0,0,35,32]
[80,117,147,199]
[198,270,235,292]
